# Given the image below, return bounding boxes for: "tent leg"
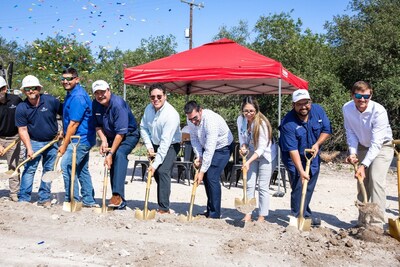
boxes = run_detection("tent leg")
[273,78,285,198]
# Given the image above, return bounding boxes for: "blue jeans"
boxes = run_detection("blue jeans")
[203,144,232,218]
[61,143,95,205]
[18,140,58,203]
[108,130,139,200]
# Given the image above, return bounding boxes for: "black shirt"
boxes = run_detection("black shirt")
[0,93,22,137]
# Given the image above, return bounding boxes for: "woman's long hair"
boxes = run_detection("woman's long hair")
[240,96,273,148]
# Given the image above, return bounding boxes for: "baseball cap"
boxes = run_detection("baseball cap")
[292,89,310,103]
[0,76,7,88]
[92,80,109,93]
[21,75,43,89]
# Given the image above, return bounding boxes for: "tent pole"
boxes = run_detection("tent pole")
[273,78,285,197]
[123,83,126,101]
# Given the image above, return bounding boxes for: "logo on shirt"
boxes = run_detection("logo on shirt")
[9,104,17,109]
[40,107,48,112]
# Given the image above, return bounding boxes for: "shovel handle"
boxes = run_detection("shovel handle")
[241,153,248,202]
[102,166,108,213]
[70,136,80,210]
[352,163,368,204]
[299,149,315,219]
[188,168,200,221]
[392,141,400,212]
[0,138,20,156]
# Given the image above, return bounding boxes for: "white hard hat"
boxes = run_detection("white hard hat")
[92,80,110,93]
[0,76,7,88]
[21,75,43,90]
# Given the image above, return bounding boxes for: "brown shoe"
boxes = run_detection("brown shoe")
[157,209,170,214]
[108,194,122,207]
[10,195,18,202]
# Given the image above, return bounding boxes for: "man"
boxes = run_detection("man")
[15,75,62,206]
[184,101,234,219]
[92,80,140,209]
[343,81,393,227]
[0,76,22,201]
[140,83,181,214]
[279,89,331,226]
[58,68,97,207]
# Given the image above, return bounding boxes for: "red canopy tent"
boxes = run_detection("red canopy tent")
[124,38,308,94]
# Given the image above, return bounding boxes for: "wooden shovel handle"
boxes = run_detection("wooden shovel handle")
[299,149,314,219]
[352,163,368,204]
[0,138,20,156]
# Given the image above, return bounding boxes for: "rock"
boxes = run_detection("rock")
[345,240,353,247]
[125,223,132,229]
[119,249,130,257]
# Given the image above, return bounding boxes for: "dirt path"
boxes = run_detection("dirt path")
[0,153,399,266]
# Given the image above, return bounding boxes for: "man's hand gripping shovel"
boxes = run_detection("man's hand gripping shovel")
[234,149,257,214]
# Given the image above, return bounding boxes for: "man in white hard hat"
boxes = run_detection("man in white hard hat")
[15,75,62,207]
[0,76,22,201]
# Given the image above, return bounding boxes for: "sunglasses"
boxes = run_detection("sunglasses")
[295,100,311,107]
[242,109,256,114]
[188,115,199,122]
[150,94,163,100]
[354,93,371,100]
[60,76,77,82]
[23,86,38,91]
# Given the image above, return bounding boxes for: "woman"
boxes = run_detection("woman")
[237,96,277,222]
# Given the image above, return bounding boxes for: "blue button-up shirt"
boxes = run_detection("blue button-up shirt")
[140,101,181,170]
[279,103,332,175]
[93,93,138,140]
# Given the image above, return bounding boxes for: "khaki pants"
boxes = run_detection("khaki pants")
[0,135,21,198]
[357,143,394,222]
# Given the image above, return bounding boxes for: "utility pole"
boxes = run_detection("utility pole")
[181,0,204,49]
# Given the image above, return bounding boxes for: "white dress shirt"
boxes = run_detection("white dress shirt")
[140,101,181,169]
[188,109,233,173]
[343,100,393,167]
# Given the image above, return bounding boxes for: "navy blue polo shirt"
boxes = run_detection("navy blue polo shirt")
[15,94,62,141]
[279,103,332,175]
[0,94,22,137]
[92,93,138,140]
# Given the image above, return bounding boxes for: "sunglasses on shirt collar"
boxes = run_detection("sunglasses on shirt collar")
[354,93,371,99]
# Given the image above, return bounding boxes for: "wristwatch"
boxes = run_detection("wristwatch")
[360,163,368,169]
[106,151,113,156]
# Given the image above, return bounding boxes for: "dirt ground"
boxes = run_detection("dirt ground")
[0,152,399,267]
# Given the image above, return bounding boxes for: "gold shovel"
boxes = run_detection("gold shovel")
[0,137,59,180]
[62,136,82,212]
[0,137,20,157]
[135,154,157,220]
[94,165,113,213]
[289,148,315,231]
[41,152,62,183]
[234,149,257,214]
[389,140,400,241]
[179,165,200,222]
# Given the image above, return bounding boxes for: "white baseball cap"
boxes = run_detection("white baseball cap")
[292,89,310,103]
[92,80,109,93]
[0,76,7,88]
[21,75,43,90]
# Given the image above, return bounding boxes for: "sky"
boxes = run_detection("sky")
[0,0,354,55]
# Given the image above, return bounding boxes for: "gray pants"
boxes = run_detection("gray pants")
[357,143,394,222]
[246,151,277,217]
[0,135,21,198]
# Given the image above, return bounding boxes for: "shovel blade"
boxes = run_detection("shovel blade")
[178,213,200,222]
[42,170,62,183]
[288,215,312,231]
[62,201,82,212]
[93,206,114,214]
[135,209,156,220]
[389,218,400,242]
[0,170,17,180]
[235,197,257,214]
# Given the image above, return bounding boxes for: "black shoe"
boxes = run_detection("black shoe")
[197,212,209,218]
[311,217,321,227]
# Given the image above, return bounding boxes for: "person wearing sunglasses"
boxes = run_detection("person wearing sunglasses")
[92,80,140,210]
[343,81,393,228]
[140,83,181,214]
[279,89,332,227]
[236,96,277,222]
[0,76,22,202]
[58,68,98,208]
[184,100,234,219]
[15,75,62,207]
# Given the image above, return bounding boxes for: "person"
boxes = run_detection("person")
[343,81,393,227]
[92,80,140,209]
[15,75,62,207]
[279,89,331,226]
[0,76,22,202]
[58,68,97,207]
[140,83,181,214]
[184,100,234,219]
[237,96,277,222]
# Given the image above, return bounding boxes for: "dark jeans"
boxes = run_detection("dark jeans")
[153,143,181,211]
[108,130,140,200]
[288,166,320,218]
[203,143,233,218]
